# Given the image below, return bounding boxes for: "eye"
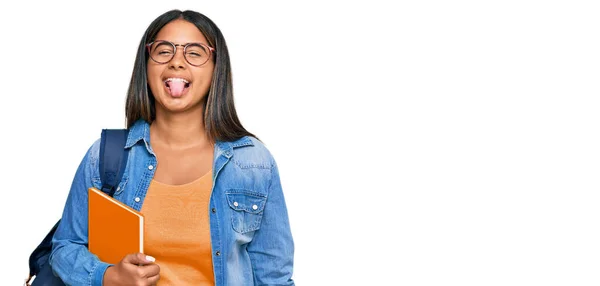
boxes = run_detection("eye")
[151,42,175,56]
[186,51,203,58]
[158,50,174,55]
[186,44,208,57]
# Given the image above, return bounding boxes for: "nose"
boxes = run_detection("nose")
[169,47,186,69]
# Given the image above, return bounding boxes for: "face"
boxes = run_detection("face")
[147,19,215,115]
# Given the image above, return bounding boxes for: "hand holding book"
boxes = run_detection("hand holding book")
[103,253,160,286]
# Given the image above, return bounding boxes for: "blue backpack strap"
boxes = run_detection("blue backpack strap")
[99,129,129,197]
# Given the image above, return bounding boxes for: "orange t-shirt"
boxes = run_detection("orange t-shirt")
[141,170,214,285]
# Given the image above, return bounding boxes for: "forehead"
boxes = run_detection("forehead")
[154,19,208,44]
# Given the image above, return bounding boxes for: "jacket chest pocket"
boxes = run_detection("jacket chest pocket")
[226,190,267,234]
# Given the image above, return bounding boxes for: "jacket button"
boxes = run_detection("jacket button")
[211,208,216,213]
[216,251,221,256]
[252,205,258,210]
[233,202,239,207]
[134,197,140,202]
[148,165,154,170]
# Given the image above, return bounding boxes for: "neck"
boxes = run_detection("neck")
[151,106,211,149]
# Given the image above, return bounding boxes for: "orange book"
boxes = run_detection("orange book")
[88,187,144,264]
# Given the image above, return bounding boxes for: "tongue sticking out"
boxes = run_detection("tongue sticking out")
[168,81,187,97]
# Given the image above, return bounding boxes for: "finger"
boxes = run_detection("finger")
[125,253,156,266]
[140,263,160,277]
[147,273,160,285]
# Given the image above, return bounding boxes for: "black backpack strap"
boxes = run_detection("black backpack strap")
[99,129,129,197]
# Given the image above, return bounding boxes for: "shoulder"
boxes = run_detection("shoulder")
[86,138,102,166]
[67,137,102,185]
[81,138,102,180]
[228,136,276,169]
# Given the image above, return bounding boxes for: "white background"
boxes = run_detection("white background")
[1,0,599,285]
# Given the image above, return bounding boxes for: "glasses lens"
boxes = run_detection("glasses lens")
[185,44,211,66]
[150,41,175,64]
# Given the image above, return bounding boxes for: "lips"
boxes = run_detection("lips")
[164,77,191,97]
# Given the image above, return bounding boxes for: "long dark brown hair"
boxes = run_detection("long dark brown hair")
[125,10,256,142]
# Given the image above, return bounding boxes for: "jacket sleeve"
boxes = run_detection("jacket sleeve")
[49,140,112,286]
[247,159,295,285]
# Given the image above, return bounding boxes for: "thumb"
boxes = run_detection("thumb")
[125,253,156,265]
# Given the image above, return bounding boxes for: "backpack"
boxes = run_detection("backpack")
[26,129,130,286]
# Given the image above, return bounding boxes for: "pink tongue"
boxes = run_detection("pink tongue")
[169,81,186,96]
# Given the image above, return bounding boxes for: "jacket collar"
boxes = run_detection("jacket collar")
[125,119,151,151]
[215,136,253,158]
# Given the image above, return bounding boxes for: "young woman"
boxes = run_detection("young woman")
[49,10,294,286]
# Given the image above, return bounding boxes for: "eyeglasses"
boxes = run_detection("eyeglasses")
[146,40,215,67]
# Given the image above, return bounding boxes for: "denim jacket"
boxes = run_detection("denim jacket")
[50,120,294,286]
